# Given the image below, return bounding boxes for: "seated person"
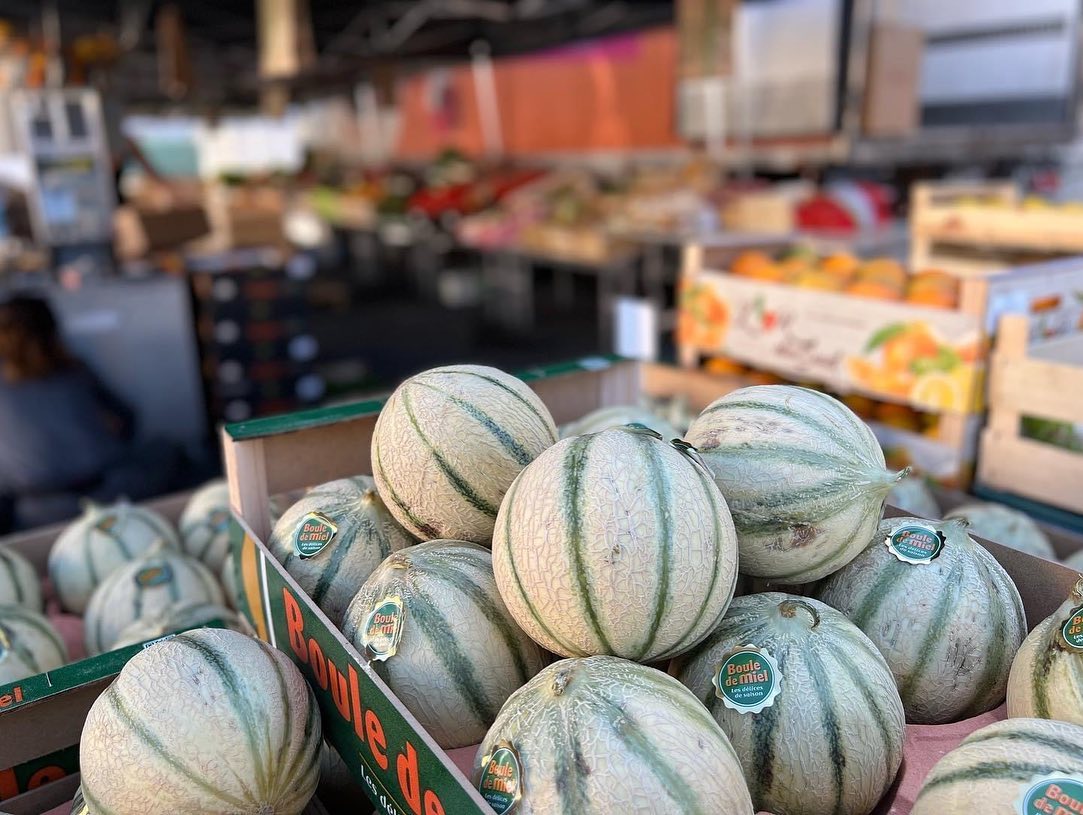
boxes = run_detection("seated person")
[0,295,176,530]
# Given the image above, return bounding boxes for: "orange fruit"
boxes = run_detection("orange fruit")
[906,287,958,309]
[909,270,957,290]
[819,252,860,281]
[792,270,844,291]
[845,280,903,301]
[857,258,907,288]
[731,250,774,278]
[704,356,747,375]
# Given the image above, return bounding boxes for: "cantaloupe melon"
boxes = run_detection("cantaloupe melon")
[371,365,556,543]
[887,477,940,519]
[817,516,1026,723]
[178,479,232,572]
[48,501,180,613]
[1007,577,1083,724]
[492,425,739,661]
[112,600,245,649]
[559,405,680,441]
[83,545,224,655]
[342,540,546,749]
[0,545,41,611]
[269,476,415,624]
[220,552,240,610]
[473,656,754,815]
[0,605,67,684]
[79,628,321,815]
[912,718,1083,815]
[676,593,905,815]
[946,502,1055,559]
[686,385,901,583]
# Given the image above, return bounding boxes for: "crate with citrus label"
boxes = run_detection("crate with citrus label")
[678,243,1083,417]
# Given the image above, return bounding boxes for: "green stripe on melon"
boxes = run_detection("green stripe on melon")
[79,628,321,815]
[686,385,902,583]
[270,476,415,625]
[342,540,546,749]
[1007,577,1083,724]
[492,426,739,662]
[0,605,67,684]
[913,718,1083,815]
[178,479,233,573]
[371,365,556,543]
[817,516,1026,724]
[0,545,41,611]
[48,501,180,614]
[676,593,905,815]
[83,546,224,655]
[473,656,754,815]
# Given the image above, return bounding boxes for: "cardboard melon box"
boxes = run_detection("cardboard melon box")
[221,357,1083,815]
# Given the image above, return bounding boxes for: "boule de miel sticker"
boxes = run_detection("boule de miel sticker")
[1062,605,1083,651]
[293,511,337,559]
[362,595,404,661]
[478,742,523,814]
[885,522,945,565]
[134,562,173,588]
[1016,773,1083,815]
[713,645,782,714]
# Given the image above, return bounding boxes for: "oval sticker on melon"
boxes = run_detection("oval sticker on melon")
[362,595,404,661]
[1062,606,1083,651]
[478,742,522,814]
[293,511,337,559]
[885,522,945,565]
[1016,774,1083,815]
[134,563,173,588]
[713,645,782,714]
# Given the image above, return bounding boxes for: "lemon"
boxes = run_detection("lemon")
[912,372,965,411]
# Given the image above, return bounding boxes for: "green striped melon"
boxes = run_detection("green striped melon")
[0,605,67,683]
[112,600,246,649]
[78,628,321,815]
[83,546,225,655]
[371,365,557,543]
[946,502,1055,559]
[178,479,232,573]
[269,476,415,624]
[888,476,940,518]
[686,385,902,583]
[1007,578,1083,724]
[559,405,680,441]
[676,593,905,815]
[48,501,180,614]
[912,718,1083,815]
[817,516,1026,724]
[341,540,546,749]
[473,656,754,815]
[220,552,240,610]
[0,545,41,611]
[492,425,739,661]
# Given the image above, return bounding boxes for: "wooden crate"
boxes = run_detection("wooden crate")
[220,356,1083,815]
[910,180,1083,274]
[978,313,1083,515]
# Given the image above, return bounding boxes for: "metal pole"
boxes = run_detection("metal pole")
[470,40,504,158]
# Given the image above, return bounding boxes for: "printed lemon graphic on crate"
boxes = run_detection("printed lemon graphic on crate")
[676,282,729,348]
[847,321,981,411]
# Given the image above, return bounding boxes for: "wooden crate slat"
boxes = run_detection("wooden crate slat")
[989,356,1083,427]
[977,432,1083,515]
